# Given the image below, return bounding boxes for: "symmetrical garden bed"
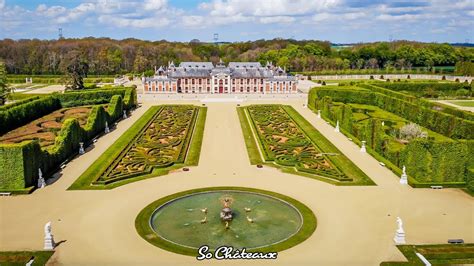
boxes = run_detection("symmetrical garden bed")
[308,84,474,192]
[69,105,207,189]
[238,104,373,185]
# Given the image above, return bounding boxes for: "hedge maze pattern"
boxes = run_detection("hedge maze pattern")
[95,105,199,184]
[246,105,350,182]
[308,84,474,190]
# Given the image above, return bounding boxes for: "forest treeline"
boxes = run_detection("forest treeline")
[0,38,473,75]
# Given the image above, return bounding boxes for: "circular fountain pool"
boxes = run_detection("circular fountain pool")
[136,187,316,256]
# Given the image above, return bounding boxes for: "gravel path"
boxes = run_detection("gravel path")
[0,100,472,265]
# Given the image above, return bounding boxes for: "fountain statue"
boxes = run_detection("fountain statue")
[220,196,234,222]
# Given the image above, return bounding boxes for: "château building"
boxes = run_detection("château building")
[142,61,298,94]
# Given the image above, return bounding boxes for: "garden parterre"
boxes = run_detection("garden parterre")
[239,104,373,185]
[70,104,207,189]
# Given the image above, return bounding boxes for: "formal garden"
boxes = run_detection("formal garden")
[238,104,374,185]
[69,104,207,189]
[0,87,137,193]
[308,83,474,194]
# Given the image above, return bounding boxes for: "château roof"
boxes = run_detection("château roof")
[179,62,214,69]
[228,62,262,69]
[144,61,296,81]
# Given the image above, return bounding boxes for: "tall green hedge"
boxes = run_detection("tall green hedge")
[0,140,41,190]
[0,88,136,191]
[360,83,474,121]
[308,87,472,187]
[0,96,61,135]
[309,87,474,139]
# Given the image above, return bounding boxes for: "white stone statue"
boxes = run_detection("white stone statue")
[79,142,85,155]
[317,110,321,119]
[335,120,340,132]
[360,141,366,153]
[37,168,46,188]
[123,110,128,119]
[400,165,408,184]
[44,222,55,250]
[382,121,385,126]
[105,121,110,133]
[393,217,406,244]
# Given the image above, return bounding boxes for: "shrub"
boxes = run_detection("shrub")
[399,123,428,141]
[455,89,470,98]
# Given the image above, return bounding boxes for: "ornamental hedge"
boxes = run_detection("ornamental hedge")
[0,87,137,135]
[308,87,474,139]
[359,83,474,121]
[0,88,136,192]
[308,86,473,190]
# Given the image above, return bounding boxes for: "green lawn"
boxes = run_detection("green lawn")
[68,105,207,190]
[448,100,474,107]
[0,251,54,266]
[237,105,374,186]
[381,244,474,265]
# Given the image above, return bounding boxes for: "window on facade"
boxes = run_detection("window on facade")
[192,79,195,85]
[225,79,228,85]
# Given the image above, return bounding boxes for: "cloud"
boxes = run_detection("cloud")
[0,0,472,42]
[200,0,340,16]
[259,16,295,24]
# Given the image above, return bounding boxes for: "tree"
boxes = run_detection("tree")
[399,123,428,141]
[0,61,11,105]
[64,57,89,91]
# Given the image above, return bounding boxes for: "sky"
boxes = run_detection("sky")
[0,0,473,43]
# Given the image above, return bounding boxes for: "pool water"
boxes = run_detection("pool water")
[150,190,303,250]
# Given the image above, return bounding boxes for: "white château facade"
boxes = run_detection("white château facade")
[142,61,298,94]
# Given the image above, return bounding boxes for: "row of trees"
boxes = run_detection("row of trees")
[0,38,473,75]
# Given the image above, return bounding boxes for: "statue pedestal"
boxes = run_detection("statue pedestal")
[37,177,46,188]
[393,229,406,244]
[400,173,408,185]
[44,234,55,250]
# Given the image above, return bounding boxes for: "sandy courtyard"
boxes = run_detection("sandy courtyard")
[0,99,472,266]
